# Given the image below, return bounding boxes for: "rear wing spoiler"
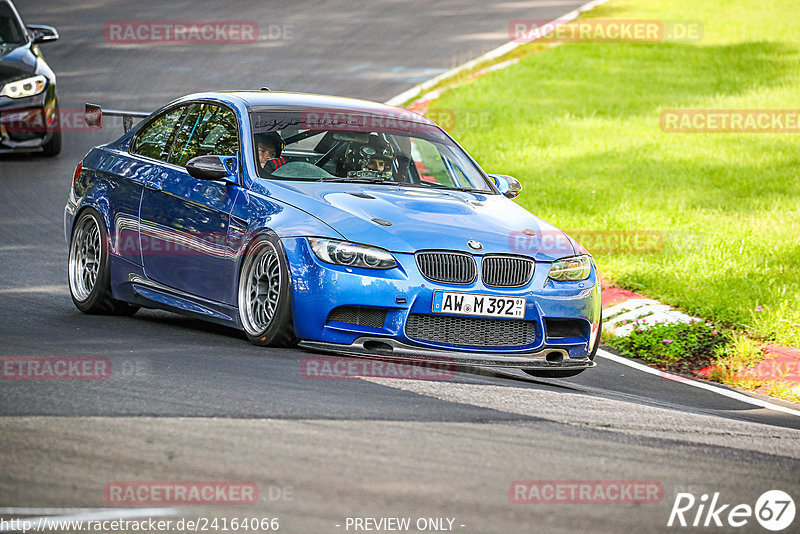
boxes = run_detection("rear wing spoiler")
[85,103,150,133]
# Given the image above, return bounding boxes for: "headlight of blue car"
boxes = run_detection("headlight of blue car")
[309,239,397,270]
[548,255,592,281]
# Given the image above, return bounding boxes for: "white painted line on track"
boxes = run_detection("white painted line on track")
[384,0,611,106]
[0,508,178,532]
[596,349,800,417]
[0,508,112,515]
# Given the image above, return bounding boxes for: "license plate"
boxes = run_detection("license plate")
[431,291,526,319]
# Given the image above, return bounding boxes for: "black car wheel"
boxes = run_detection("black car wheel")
[41,128,61,157]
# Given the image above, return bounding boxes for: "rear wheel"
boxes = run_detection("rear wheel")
[68,208,138,315]
[523,319,602,379]
[237,234,297,346]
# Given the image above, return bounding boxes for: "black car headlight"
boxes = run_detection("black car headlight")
[548,255,592,281]
[309,239,397,270]
[0,75,47,99]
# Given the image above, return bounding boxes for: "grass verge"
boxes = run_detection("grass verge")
[427,0,800,350]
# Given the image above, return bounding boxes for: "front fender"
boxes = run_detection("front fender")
[230,188,345,248]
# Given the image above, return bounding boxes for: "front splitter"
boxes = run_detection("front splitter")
[299,337,595,370]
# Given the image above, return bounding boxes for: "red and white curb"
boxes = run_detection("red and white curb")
[602,298,700,336]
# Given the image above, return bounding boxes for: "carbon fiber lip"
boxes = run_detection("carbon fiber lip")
[298,337,596,370]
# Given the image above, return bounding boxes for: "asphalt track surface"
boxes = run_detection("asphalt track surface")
[1,1,799,533]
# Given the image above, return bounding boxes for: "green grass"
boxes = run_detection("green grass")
[430,0,800,348]
[706,333,800,401]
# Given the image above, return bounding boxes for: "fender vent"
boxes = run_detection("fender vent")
[544,318,588,340]
[327,306,388,329]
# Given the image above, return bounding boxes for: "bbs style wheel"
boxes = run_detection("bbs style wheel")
[237,234,296,347]
[68,208,138,315]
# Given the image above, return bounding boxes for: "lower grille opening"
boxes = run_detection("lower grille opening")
[546,351,564,363]
[327,306,388,329]
[405,314,537,348]
[545,318,588,340]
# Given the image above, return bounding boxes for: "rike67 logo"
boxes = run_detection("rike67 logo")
[668,490,795,531]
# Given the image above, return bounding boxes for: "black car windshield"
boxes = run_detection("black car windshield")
[249,109,493,193]
[0,3,26,45]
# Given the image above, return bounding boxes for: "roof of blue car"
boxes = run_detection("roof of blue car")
[182,91,433,123]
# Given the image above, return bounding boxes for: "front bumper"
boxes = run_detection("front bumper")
[283,237,601,367]
[300,337,595,370]
[0,91,56,153]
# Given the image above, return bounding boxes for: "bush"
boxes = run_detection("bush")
[605,320,728,373]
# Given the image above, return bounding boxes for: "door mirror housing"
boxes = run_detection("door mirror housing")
[26,25,59,44]
[186,155,239,183]
[488,174,522,199]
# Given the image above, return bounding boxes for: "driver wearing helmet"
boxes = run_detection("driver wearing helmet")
[345,135,394,180]
[254,132,286,177]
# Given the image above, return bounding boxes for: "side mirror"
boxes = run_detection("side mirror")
[186,155,238,183]
[26,25,59,44]
[488,174,522,199]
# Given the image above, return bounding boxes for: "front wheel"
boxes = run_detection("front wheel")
[68,208,139,315]
[237,234,297,346]
[40,101,62,157]
[41,129,61,157]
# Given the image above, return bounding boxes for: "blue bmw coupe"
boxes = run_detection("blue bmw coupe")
[65,91,601,377]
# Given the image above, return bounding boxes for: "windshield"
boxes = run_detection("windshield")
[0,3,26,45]
[249,109,493,193]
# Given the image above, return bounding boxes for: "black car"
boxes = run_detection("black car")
[0,0,59,156]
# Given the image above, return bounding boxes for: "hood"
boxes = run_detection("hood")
[266,181,577,261]
[0,43,37,81]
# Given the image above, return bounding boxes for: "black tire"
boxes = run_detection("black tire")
[68,208,139,315]
[523,318,602,379]
[237,233,297,347]
[41,128,61,157]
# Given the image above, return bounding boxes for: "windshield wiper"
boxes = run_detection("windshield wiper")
[320,177,401,185]
[415,183,485,193]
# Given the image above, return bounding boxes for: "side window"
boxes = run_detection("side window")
[132,106,186,161]
[167,104,239,167]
